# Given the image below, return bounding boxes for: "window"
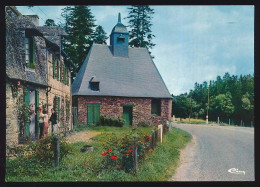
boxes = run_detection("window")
[151,99,161,116]
[90,82,99,91]
[56,57,60,80]
[52,55,59,79]
[25,36,35,68]
[117,37,125,43]
[60,62,63,82]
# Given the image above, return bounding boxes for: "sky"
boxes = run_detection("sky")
[16,5,254,96]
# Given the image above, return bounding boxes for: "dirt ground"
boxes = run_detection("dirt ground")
[65,130,101,144]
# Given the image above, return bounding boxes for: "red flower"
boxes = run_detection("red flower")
[111,155,118,160]
[108,148,112,152]
[101,151,107,156]
[129,146,133,149]
[122,154,125,157]
[17,81,20,86]
[128,150,132,153]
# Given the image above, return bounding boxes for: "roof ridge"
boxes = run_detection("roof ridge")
[72,44,95,95]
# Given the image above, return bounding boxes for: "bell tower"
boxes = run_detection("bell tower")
[110,13,129,58]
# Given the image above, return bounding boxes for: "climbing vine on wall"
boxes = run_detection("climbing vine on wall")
[10,81,21,98]
[16,94,31,135]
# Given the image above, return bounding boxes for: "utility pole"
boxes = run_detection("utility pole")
[206,82,209,124]
[189,97,191,123]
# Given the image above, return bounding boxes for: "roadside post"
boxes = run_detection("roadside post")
[217,117,219,125]
[54,135,60,167]
[206,115,208,125]
[229,118,230,126]
[158,125,163,143]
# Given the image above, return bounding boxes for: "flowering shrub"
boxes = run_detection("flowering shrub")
[100,128,153,173]
[99,115,125,127]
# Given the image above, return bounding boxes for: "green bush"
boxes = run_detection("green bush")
[6,135,73,177]
[137,121,151,127]
[99,115,125,127]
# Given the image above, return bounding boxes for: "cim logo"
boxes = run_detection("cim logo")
[228,168,246,175]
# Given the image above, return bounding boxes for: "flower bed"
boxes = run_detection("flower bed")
[100,127,161,173]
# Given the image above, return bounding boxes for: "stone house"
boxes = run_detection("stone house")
[6,6,75,145]
[71,13,172,126]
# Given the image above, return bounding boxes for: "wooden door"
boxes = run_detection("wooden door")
[123,106,133,125]
[87,104,100,124]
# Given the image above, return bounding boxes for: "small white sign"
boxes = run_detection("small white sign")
[228,168,246,175]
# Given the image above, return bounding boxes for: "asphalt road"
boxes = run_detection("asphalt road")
[169,123,254,181]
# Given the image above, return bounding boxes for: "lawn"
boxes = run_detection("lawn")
[6,125,191,182]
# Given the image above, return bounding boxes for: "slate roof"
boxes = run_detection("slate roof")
[111,23,128,34]
[71,43,172,99]
[36,26,68,48]
[6,7,71,86]
[6,10,48,86]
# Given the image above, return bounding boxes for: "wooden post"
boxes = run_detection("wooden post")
[54,135,60,167]
[151,130,155,150]
[133,135,138,173]
[158,125,163,143]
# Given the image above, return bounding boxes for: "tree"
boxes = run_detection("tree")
[44,19,57,26]
[60,6,96,80]
[126,6,155,57]
[93,25,108,44]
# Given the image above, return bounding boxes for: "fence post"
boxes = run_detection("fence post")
[151,130,155,150]
[158,125,163,143]
[168,120,171,130]
[54,135,60,167]
[133,135,138,174]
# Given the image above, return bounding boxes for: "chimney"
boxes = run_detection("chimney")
[24,15,39,26]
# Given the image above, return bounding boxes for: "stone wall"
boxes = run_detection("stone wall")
[77,96,172,126]
[47,52,72,131]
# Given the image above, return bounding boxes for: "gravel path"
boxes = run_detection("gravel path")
[65,130,101,144]
[169,123,254,181]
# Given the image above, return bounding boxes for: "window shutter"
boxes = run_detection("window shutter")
[53,57,56,79]
[64,66,66,85]
[58,97,60,122]
[31,37,35,65]
[57,60,59,81]
[24,88,30,138]
[60,63,63,82]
